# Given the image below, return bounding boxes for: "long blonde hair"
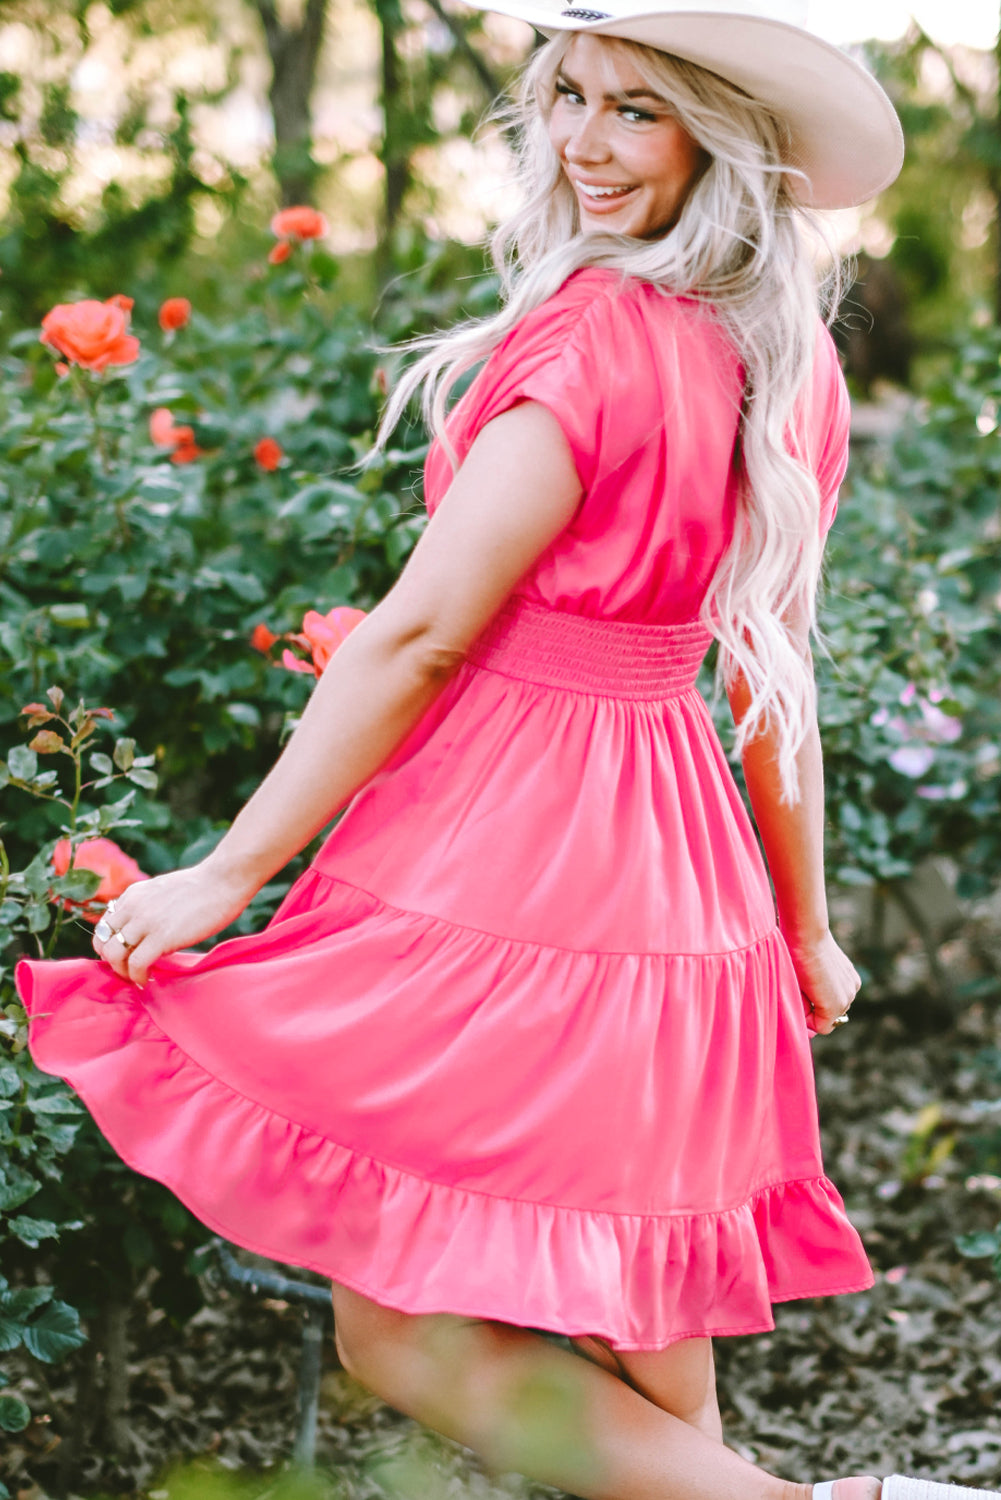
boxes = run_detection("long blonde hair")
[378,34,842,801]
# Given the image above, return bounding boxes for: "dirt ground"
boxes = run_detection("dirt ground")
[5,945,1001,1500]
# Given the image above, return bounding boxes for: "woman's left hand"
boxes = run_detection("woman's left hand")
[783,927,861,1036]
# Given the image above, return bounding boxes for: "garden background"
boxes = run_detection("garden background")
[1,0,1000,1496]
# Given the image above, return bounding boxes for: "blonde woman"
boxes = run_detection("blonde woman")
[17,3,992,1497]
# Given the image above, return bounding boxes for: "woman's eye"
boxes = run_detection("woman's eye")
[555,82,584,104]
[620,106,657,123]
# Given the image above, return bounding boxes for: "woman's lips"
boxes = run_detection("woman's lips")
[572,180,639,213]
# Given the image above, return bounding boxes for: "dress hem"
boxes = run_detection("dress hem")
[17,955,877,1351]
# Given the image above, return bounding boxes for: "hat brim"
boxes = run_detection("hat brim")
[461,1,904,209]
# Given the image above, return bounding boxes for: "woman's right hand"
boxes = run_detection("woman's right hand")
[91,860,256,988]
[783,927,861,1036]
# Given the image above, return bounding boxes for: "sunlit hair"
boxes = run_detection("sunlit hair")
[376,33,843,801]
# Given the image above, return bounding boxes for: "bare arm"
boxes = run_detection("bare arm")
[725,627,860,1036]
[97,402,583,984]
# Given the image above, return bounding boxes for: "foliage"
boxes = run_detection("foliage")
[813,325,1001,906]
[865,29,999,348]
[0,0,254,344]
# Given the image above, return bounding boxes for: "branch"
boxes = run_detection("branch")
[422,0,505,106]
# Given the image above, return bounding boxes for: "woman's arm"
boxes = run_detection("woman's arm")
[725,632,860,1036]
[96,401,583,985]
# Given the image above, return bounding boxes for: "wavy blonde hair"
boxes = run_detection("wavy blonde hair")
[377,34,842,801]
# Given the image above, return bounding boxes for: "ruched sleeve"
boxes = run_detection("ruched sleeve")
[424,271,633,510]
[807,324,852,539]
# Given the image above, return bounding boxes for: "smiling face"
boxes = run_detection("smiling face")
[547,36,706,240]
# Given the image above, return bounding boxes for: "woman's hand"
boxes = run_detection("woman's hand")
[783,927,861,1035]
[91,862,254,987]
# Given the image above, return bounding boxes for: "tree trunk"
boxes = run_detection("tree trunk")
[372,0,410,277]
[995,4,1001,323]
[252,0,329,206]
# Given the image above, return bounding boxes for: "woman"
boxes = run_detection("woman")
[16,4,994,1498]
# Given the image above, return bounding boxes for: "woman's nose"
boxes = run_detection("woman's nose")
[564,110,612,164]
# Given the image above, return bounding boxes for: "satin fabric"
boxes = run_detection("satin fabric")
[17,268,872,1349]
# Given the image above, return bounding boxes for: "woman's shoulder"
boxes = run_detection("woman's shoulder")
[500,268,725,365]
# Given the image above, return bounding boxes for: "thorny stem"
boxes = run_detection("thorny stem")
[70,365,111,475]
[43,722,86,959]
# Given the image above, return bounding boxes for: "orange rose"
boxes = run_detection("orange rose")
[52,836,148,918]
[170,429,203,464]
[158,297,191,331]
[106,294,134,313]
[268,241,292,266]
[250,622,278,653]
[40,298,140,373]
[270,206,329,241]
[150,409,203,463]
[281,606,367,677]
[254,437,283,471]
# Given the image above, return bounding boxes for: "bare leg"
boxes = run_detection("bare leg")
[571,1334,723,1442]
[331,1283,808,1500]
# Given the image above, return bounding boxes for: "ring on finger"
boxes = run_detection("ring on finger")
[109,929,137,952]
[94,917,115,943]
[832,1013,850,1026]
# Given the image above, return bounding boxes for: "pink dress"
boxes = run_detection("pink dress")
[17,268,873,1350]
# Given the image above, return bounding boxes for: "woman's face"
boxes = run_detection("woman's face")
[548,36,705,240]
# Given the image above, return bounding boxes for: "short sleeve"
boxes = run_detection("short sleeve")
[437,271,629,499]
[808,325,851,539]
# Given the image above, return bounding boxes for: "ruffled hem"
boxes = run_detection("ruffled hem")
[16,955,873,1350]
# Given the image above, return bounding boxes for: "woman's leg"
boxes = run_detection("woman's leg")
[331,1283,808,1500]
[571,1334,723,1442]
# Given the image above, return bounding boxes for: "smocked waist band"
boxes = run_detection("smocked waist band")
[466,597,713,700]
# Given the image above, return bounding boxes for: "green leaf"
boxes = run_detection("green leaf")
[22,1298,87,1362]
[7,746,37,781]
[7,1216,59,1248]
[126,767,158,790]
[51,868,101,902]
[0,1065,20,1100]
[0,1396,30,1433]
[89,752,114,776]
[0,1286,51,1319]
[48,602,90,628]
[955,1229,1001,1259]
[113,738,135,772]
[25,902,51,935]
[27,1092,82,1115]
[0,1166,40,1212]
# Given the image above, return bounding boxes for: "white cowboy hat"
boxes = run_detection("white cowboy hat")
[460,0,904,209]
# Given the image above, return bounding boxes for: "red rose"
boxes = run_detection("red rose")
[40,298,140,373]
[170,429,203,464]
[270,206,329,241]
[254,437,283,472]
[267,241,292,266]
[281,606,367,677]
[158,297,191,331]
[251,623,278,653]
[52,836,148,918]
